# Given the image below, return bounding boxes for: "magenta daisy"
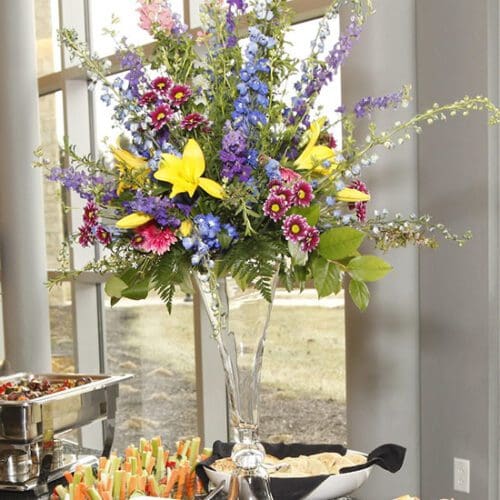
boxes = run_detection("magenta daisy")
[263,193,289,222]
[180,112,210,131]
[292,180,314,207]
[136,222,178,255]
[150,104,173,130]
[83,200,99,225]
[151,76,172,94]
[348,179,369,222]
[139,91,158,106]
[78,225,93,247]
[272,185,294,204]
[169,84,192,107]
[282,214,309,242]
[96,226,112,246]
[300,226,320,252]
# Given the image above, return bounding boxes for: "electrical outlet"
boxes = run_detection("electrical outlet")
[454,457,470,493]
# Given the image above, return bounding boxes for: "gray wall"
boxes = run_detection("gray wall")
[344,1,500,499]
[342,1,420,498]
[417,1,499,499]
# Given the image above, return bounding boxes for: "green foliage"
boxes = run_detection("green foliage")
[348,279,370,311]
[318,227,366,260]
[311,255,342,298]
[346,255,392,282]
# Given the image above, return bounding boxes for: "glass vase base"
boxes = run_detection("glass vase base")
[227,468,274,500]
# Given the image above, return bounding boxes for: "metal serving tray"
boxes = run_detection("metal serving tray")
[0,373,132,444]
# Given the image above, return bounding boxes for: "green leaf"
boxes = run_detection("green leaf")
[121,277,151,300]
[104,276,128,298]
[347,255,393,282]
[349,279,370,311]
[318,227,366,260]
[288,204,321,226]
[311,255,342,298]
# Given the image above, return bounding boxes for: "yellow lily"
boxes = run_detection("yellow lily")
[116,212,153,229]
[294,117,336,174]
[111,146,151,195]
[154,139,225,199]
[337,188,371,203]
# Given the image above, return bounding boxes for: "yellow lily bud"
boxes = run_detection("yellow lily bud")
[336,188,371,203]
[116,212,153,229]
[180,220,193,237]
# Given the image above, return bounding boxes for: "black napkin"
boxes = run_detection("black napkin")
[196,441,406,500]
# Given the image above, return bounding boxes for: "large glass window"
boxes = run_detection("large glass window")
[35,0,61,76]
[36,0,343,452]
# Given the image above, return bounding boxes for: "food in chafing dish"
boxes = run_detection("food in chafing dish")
[0,375,93,401]
[212,451,367,477]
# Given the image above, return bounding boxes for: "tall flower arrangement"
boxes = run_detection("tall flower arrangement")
[40,0,500,311]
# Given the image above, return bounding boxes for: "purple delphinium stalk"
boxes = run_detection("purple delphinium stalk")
[120,50,145,98]
[353,89,405,118]
[226,0,247,48]
[123,191,182,229]
[219,123,253,182]
[288,16,362,126]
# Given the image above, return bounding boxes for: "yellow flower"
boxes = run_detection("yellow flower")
[111,146,151,195]
[179,220,193,236]
[116,212,153,229]
[337,188,371,202]
[294,117,336,174]
[154,139,225,199]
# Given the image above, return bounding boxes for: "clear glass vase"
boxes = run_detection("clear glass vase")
[194,267,279,500]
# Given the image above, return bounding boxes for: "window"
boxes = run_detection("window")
[36,0,345,451]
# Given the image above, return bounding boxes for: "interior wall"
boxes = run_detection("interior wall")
[417,0,499,499]
[342,1,420,498]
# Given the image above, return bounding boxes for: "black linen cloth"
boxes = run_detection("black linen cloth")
[196,441,406,500]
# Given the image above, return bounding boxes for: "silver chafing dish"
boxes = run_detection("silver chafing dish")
[0,372,132,493]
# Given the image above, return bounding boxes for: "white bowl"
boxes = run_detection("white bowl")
[203,450,373,500]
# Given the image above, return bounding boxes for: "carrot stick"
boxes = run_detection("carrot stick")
[186,470,196,498]
[175,465,188,500]
[163,469,179,497]
[64,471,73,485]
[146,456,156,475]
[128,475,138,495]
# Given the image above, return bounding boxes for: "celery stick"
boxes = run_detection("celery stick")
[189,437,201,470]
[151,436,161,457]
[139,437,147,454]
[129,456,137,475]
[68,483,74,500]
[83,464,95,486]
[155,446,165,481]
[55,484,67,499]
[87,487,102,500]
[202,447,213,458]
[73,470,83,486]
[112,470,122,500]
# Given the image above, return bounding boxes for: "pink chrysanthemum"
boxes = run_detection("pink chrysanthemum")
[151,76,172,94]
[150,104,173,130]
[272,185,294,204]
[348,179,369,222]
[83,200,99,225]
[263,194,289,222]
[96,226,112,246]
[78,225,93,247]
[169,84,192,107]
[135,222,177,255]
[267,179,282,190]
[279,166,301,183]
[139,91,158,106]
[292,180,314,207]
[327,134,337,149]
[300,226,320,253]
[282,214,309,243]
[180,113,209,131]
